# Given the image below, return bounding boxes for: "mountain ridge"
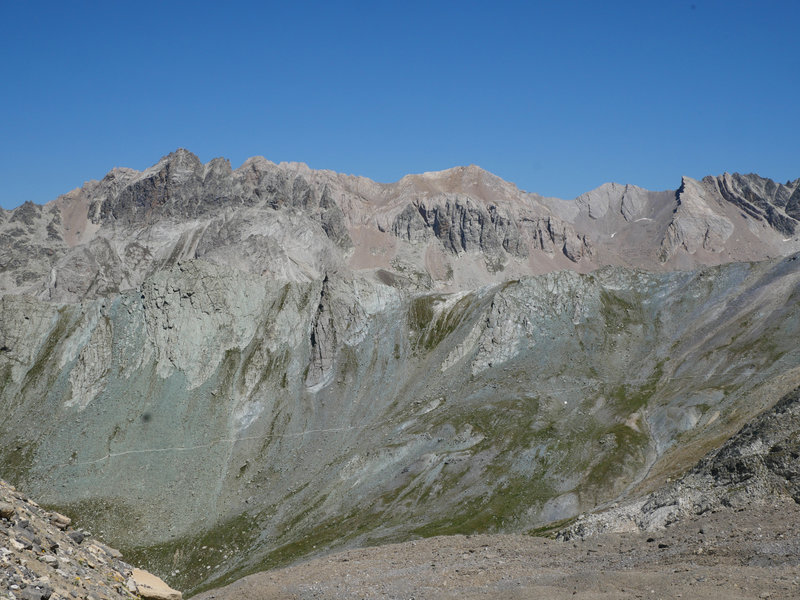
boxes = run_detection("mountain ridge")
[2,149,799,303]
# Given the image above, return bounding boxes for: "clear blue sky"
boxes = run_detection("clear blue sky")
[1,0,798,209]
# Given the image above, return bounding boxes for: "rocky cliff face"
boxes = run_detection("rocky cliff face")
[1,151,799,595]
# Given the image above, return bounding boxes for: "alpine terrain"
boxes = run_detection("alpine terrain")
[1,150,800,596]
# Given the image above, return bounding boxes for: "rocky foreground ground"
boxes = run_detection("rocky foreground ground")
[194,497,800,600]
[0,479,181,600]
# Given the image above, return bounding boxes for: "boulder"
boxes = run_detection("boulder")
[131,568,183,600]
[0,501,15,519]
[49,511,71,530]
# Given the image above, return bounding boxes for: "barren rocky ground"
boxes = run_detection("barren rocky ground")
[195,498,800,600]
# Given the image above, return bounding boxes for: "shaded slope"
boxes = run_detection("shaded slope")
[562,384,800,540]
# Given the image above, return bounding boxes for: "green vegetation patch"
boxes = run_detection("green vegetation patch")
[608,360,664,414]
[599,288,644,331]
[584,423,649,492]
[47,494,148,544]
[22,308,74,389]
[408,293,474,353]
[411,472,554,537]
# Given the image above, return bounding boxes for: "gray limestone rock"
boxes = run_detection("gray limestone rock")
[0,502,14,520]
[417,195,506,271]
[659,177,735,261]
[710,172,799,235]
[522,216,591,262]
[391,204,430,243]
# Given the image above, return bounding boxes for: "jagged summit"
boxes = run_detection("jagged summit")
[703,171,800,235]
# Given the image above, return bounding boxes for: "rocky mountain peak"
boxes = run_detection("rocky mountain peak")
[392,164,519,205]
[1,151,798,302]
[702,171,800,236]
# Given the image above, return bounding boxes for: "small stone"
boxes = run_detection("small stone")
[94,541,122,559]
[67,531,84,545]
[10,538,29,551]
[39,555,58,567]
[19,585,52,600]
